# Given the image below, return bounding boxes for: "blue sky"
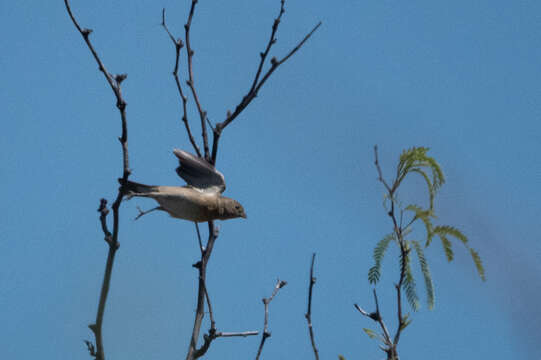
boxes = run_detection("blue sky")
[1,0,540,359]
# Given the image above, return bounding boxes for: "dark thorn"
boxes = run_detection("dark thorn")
[192,261,202,269]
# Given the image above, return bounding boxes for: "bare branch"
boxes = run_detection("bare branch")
[217,331,259,337]
[186,222,219,360]
[194,222,204,254]
[183,0,210,159]
[210,2,321,164]
[134,205,163,220]
[194,329,259,359]
[305,253,320,360]
[248,0,286,95]
[354,289,393,347]
[202,280,216,332]
[374,145,391,193]
[173,1,318,357]
[255,279,287,360]
[64,1,132,359]
[161,9,202,157]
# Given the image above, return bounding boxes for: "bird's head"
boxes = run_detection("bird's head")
[223,199,247,219]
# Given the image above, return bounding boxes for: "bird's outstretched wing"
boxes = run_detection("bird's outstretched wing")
[173,149,226,193]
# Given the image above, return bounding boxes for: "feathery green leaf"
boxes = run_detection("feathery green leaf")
[396,147,445,198]
[409,168,436,209]
[362,328,379,340]
[368,233,395,284]
[470,248,486,281]
[439,234,454,261]
[412,240,435,309]
[433,225,468,245]
[400,314,412,331]
[402,249,420,311]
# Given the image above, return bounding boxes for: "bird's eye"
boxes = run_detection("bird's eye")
[235,205,240,209]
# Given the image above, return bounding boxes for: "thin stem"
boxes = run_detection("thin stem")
[354,289,393,347]
[194,222,204,254]
[255,279,287,360]
[305,253,320,360]
[161,9,202,157]
[64,2,131,359]
[184,0,210,160]
[373,145,411,360]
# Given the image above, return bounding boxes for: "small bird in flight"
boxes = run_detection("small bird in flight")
[119,149,247,222]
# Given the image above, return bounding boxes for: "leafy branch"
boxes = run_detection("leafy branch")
[356,146,485,359]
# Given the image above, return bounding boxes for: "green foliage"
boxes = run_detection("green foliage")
[338,356,346,360]
[368,233,395,284]
[401,248,420,311]
[362,328,379,339]
[368,146,485,314]
[439,234,454,261]
[362,327,386,344]
[404,204,433,243]
[470,248,486,281]
[412,240,434,309]
[400,314,412,331]
[397,147,445,200]
[432,225,468,246]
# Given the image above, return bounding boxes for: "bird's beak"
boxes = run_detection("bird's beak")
[241,212,247,219]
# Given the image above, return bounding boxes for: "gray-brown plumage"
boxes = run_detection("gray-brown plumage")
[120,149,246,222]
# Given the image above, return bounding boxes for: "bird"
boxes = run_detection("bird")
[119,149,247,223]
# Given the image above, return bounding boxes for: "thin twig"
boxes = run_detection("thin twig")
[161,9,202,157]
[194,329,259,359]
[210,2,321,164]
[134,205,163,220]
[64,1,131,359]
[202,280,216,332]
[372,145,412,359]
[305,253,320,360]
[194,222,204,254]
[255,279,287,360]
[184,0,210,160]
[354,289,393,347]
[217,331,259,337]
[374,145,391,193]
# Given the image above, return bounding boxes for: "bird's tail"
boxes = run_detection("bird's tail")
[118,179,158,196]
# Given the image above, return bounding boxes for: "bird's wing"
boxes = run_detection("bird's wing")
[173,149,226,193]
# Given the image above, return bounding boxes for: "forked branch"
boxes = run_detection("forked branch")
[255,279,287,360]
[161,9,202,158]
[210,3,321,164]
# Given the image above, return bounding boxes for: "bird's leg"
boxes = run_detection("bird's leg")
[135,205,164,220]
